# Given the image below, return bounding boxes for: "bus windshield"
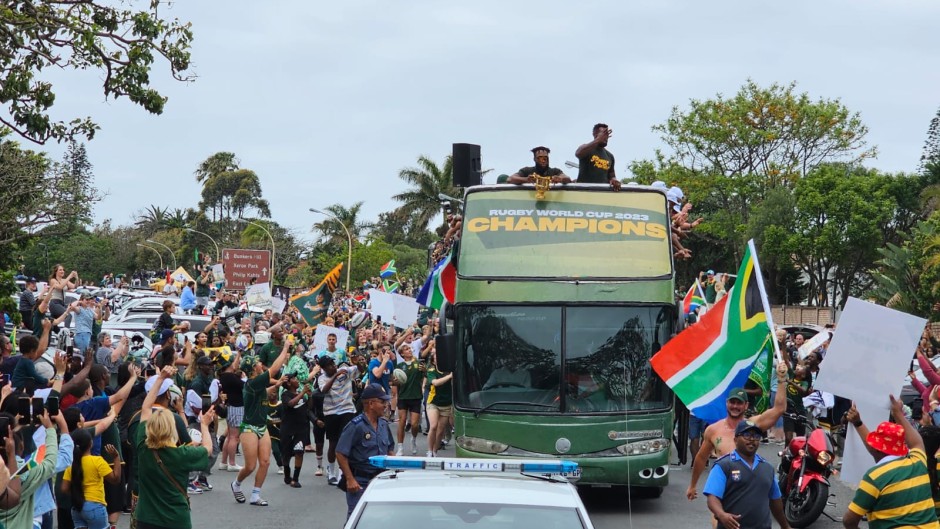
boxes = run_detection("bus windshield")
[459,189,672,279]
[455,305,674,414]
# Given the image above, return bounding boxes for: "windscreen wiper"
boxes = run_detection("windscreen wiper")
[473,401,556,418]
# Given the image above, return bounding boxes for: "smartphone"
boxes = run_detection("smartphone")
[0,416,9,443]
[0,374,8,386]
[46,396,59,417]
[376,315,382,324]
[31,397,44,422]
[17,397,31,426]
[201,395,212,414]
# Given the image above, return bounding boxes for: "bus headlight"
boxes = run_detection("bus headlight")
[615,438,669,456]
[456,436,509,455]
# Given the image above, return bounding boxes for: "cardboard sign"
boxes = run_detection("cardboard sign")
[313,325,350,354]
[245,282,273,310]
[798,330,831,360]
[368,289,420,329]
[813,297,926,485]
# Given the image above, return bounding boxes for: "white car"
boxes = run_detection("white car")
[344,457,595,529]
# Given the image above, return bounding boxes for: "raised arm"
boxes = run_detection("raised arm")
[109,364,141,406]
[916,351,940,386]
[265,340,291,380]
[752,361,789,431]
[60,348,94,396]
[890,393,924,452]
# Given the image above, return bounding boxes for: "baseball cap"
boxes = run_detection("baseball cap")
[80,292,94,300]
[240,354,259,372]
[157,329,175,345]
[727,388,747,402]
[196,355,214,366]
[317,355,335,368]
[867,421,908,457]
[707,270,715,276]
[361,383,391,401]
[734,420,763,437]
[144,376,174,396]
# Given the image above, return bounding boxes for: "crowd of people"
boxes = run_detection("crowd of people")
[0,260,453,528]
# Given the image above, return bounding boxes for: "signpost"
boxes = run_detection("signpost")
[221,249,272,291]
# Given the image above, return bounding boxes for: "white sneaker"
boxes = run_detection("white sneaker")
[411,437,418,455]
[218,463,228,471]
[426,450,434,458]
[226,464,243,472]
[395,443,403,456]
[277,467,284,475]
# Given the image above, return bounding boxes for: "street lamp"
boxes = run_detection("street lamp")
[239,219,276,284]
[37,242,49,272]
[310,208,352,292]
[185,228,220,262]
[136,244,163,270]
[145,239,177,270]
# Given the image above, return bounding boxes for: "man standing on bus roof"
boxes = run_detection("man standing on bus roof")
[507,147,572,185]
[575,123,621,191]
[687,360,789,503]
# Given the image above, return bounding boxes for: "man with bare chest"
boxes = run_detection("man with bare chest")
[687,360,789,502]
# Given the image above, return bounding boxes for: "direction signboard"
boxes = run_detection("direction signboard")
[221,249,271,291]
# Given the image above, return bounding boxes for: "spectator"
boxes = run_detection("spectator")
[316,356,359,486]
[843,395,937,529]
[48,265,78,321]
[18,278,36,331]
[95,334,129,388]
[62,430,121,529]
[180,281,197,314]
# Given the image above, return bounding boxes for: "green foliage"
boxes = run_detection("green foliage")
[871,218,940,318]
[372,207,436,249]
[311,202,374,253]
[0,138,101,258]
[0,1,194,144]
[393,155,458,233]
[0,269,18,325]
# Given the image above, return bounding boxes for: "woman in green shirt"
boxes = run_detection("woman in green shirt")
[135,365,214,529]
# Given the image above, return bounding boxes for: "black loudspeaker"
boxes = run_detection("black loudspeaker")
[452,143,481,187]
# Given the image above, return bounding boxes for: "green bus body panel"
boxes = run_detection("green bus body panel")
[454,410,674,487]
[455,279,675,304]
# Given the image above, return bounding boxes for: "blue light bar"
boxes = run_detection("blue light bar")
[369,456,579,475]
[519,461,579,473]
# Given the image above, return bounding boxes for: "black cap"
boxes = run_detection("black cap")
[317,356,335,368]
[734,420,763,437]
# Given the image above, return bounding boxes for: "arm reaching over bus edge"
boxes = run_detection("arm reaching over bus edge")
[751,361,789,431]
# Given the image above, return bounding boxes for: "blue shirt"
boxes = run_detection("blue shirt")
[73,307,96,335]
[33,432,73,516]
[703,450,782,500]
[335,413,394,482]
[368,358,391,394]
[73,396,111,455]
[180,286,197,311]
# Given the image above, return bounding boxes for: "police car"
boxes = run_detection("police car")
[344,456,596,529]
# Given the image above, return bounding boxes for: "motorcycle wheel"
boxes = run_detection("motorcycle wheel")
[785,480,829,529]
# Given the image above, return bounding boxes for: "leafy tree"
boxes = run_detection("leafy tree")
[134,205,168,237]
[872,218,940,319]
[311,202,374,251]
[193,153,270,226]
[0,1,194,144]
[393,155,458,233]
[373,207,436,249]
[238,220,303,283]
[0,137,101,253]
[780,165,896,308]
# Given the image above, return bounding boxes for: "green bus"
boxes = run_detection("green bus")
[436,184,677,491]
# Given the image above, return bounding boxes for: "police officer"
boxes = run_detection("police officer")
[336,383,395,518]
[703,420,792,529]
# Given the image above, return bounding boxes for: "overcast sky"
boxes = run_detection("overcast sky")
[34,0,940,243]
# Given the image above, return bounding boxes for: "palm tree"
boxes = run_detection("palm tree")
[135,205,168,236]
[393,155,458,232]
[163,208,189,231]
[312,202,374,248]
[195,152,239,185]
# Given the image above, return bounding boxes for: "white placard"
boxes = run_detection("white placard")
[270,297,287,314]
[212,264,226,289]
[798,330,831,360]
[245,282,273,310]
[313,325,350,355]
[813,297,926,485]
[368,289,420,328]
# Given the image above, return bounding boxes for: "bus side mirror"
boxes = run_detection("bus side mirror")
[436,333,457,372]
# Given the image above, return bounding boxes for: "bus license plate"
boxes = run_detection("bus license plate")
[549,469,582,481]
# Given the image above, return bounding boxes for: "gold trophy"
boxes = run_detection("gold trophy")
[532,174,552,200]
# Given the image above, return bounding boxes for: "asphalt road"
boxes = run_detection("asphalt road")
[112,436,856,529]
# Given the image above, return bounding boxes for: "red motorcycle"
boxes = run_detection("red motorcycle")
[776,413,835,528]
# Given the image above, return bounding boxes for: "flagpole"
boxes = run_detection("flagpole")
[747,239,783,364]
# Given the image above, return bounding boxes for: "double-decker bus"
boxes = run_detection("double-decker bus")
[436,184,677,492]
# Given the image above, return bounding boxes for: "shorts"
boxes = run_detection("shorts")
[427,403,453,418]
[397,398,421,414]
[196,296,209,307]
[226,406,244,428]
[688,415,708,439]
[240,423,268,438]
[783,414,806,436]
[281,430,310,454]
[105,473,125,514]
[324,413,355,443]
[313,420,325,445]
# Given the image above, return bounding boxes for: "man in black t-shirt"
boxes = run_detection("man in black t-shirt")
[576,123,621,190]
[507,146,572,185]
